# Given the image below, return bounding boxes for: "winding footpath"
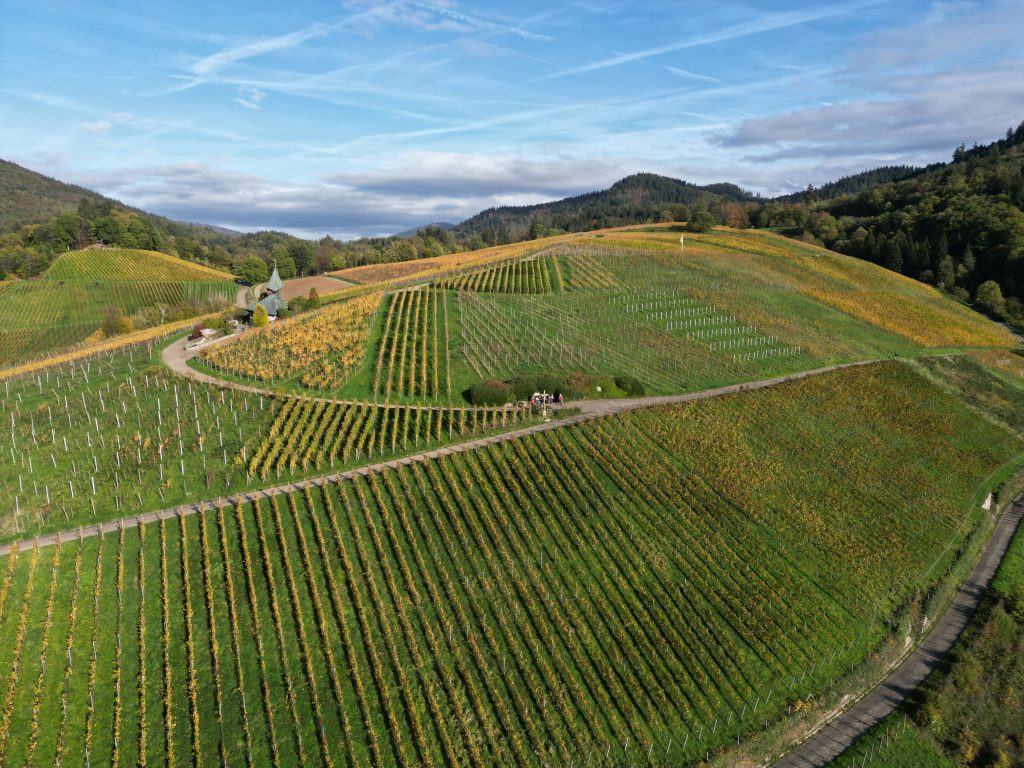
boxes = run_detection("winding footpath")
[5,339,1021,768]
[773,496,1024,767]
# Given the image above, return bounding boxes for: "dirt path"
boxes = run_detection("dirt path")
[772,497,1024,767]
[5,355,876,558]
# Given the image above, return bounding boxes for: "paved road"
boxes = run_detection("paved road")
[773,497,1024,767]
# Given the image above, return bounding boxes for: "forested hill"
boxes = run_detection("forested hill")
[761,123,1024,320]
[0,159,108,230]
[452,172,759,241]
[774,165,922,203]
[0,159,320,283]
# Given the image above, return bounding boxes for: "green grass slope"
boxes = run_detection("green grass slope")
[0,360,1020,766]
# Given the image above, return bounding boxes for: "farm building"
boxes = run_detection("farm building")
[247,264,288,320]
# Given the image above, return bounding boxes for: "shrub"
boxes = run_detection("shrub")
[976,280,1007,319]
[614,375,645,397]
[468,379,508,406]
[562,371,591,398]
[252,304,269,327]
[308,287,321,309]
[100,305,134,337]
[687,210,717,233]
[189,322,205,341]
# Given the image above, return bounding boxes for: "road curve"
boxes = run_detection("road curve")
[2,355,877,557]
[772,497,1024,767]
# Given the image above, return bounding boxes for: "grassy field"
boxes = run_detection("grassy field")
[0,248,236,369]
[0,361,1019,767]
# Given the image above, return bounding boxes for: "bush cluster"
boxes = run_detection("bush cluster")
[466,372,645,404]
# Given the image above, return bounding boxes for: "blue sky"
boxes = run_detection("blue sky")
[2,0,1022,238]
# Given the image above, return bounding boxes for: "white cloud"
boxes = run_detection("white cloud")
[663,65,721,84]
[541,0,894,79]
[70,153,628,237]
[234,86,266,110]
[411,3,554,41]
[79,120,112,134]
[191,22,334,77]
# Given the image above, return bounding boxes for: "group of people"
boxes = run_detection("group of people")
[529,392,563,407]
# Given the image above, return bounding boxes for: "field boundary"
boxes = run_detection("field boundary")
[771,496,1024,767]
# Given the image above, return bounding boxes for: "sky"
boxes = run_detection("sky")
[2,0,1022,239]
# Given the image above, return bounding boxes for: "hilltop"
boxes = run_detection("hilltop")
[44,246,235,283]
[4,122,1023,325]
[0,160,315,284]
[452,172,758,241]
[0,159,109,231]
[760,122,1024,315]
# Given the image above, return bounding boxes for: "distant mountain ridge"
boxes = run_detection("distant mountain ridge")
[774,165,923,203]
[451,172,759,240]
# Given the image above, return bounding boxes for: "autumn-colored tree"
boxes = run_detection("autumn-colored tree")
[976,280,1007,318]
[252,304,269,327]
[100,305,134,336]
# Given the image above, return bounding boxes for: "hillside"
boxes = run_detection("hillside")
[774,164,922,203]
[834,503,1024,768]
[759,123,1024,317]
[44,246,236,282]
[0,221,1022,766]
[0,159,106,231]
[452,172,758,241]
[0,247,236,369]
[0,159,316,283]
[0,353,1019,766]
[217,227,1015,404]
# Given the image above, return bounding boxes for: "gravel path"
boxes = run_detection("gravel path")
[772,497,1024,767]
[2,355,875,556]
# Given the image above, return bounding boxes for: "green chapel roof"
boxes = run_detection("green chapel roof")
[267,265,284,293]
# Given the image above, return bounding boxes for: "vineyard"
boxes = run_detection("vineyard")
[440,253,559,293]
[0,361,1017,766]
[199,293,382,391]
[372,287,451,401]
[329,239,553,285]
[0,248,237,369]
[243,397,531,480]
[0,345,275,539]
[186,227,1021,406]
[0,341,539,542]
[452,280,810,394]
[44,247,235,282]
